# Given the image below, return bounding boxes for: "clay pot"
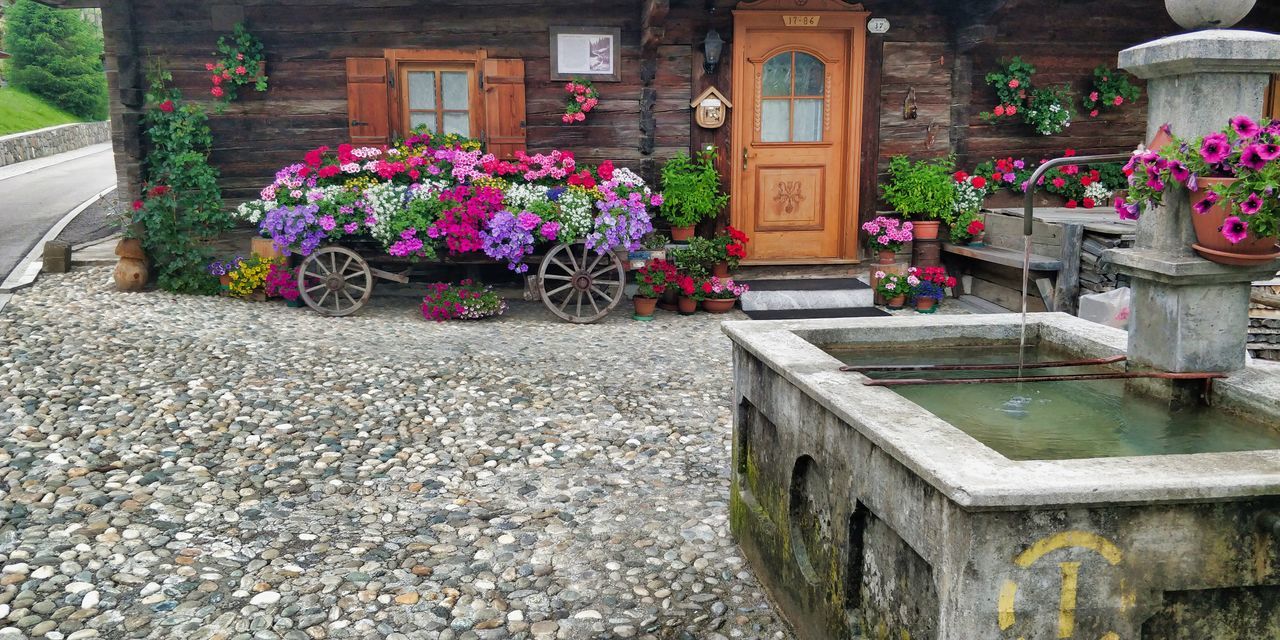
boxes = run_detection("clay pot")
[658,287,679,311]
[115,237,147,260]
[702,298,736,313]
[712,261,730,278]
[915,297,938,314]
[677,296,698,315]
[220,275,233,287]
[633,296,658,319]
[1165,0,1255,29]
[876,249,897,264]
[911,220,941,240]
[967,232,987,248]
[886,295,907,310]
[1190,177,1280,265]
[251,236,286,260]
[113,257,149,292]
[670,225,695,242]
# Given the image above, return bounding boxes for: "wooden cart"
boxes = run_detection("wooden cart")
[294,241,628,323]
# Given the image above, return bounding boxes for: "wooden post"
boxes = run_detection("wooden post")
[101,0,144,204]
[856,33,885,254]
[691,11,733,233]
[1053,223,1085,315]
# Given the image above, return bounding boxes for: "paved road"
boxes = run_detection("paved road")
[0,144,116,282]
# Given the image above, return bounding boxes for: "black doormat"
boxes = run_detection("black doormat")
[743,307,891,320]
[738,278,870,292]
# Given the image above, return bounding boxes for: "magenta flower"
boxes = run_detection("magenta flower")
[1239,193,1263,215]
[1240,144,1268,171]
[1200,133,1231,164]
[1192,190,1220,215]
[1114,197,1140,220]
[1231,115,1260,139]
[1258,143,1280,161]
[1221,216,1250,244]
[1168,161,1190,184]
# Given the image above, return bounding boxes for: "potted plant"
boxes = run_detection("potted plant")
[881,155,956,240]
[914,267,956,313]
[634,259,678,320]
[659,148,730,241]
[873,270,917,310]
[1117,115,1280,265]
[206,256,244,290]
[676,274,701,315]
[700,276,750,313]
[670,239,716,281]
[223,255,277,300]
[861,215,913,264]
[420,280,508,321]
[208,23,269,107]
[946,171,989,242]
[264,261,304,307]
[709,226,750,277]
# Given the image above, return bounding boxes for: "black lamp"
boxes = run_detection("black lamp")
[703,29,724,74]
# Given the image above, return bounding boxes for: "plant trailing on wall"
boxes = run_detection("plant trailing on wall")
[207,22,268,108]
[562,77,599,124]
[131,65,230,294]
[1082,65,1141,118]
[979,57,1073,136]
[659,147,729,229]
[881,155,956,220]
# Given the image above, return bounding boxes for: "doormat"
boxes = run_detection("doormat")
[737,278,871,292]
[742,307,891,320]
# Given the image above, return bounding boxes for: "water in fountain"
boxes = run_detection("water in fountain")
[1004,234,1034,415]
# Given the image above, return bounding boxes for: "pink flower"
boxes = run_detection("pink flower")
[993,105,1006,117]
[344,222,359,234]
[562,114,573,123]
[576,95,585,103]
[565,82,576,92]
[1089,91,1099,102]
[1257,143,1280,161]
[237,53,245,61]
[1115,197,1140,220]
[1008,79,1020,89]
[1090,109,1100,118]
[574,112,586,122]
[1200,134,1231,164]
[211,75,223,86]
[235,65,247,75]
[211,86,224,98]
[1112,95,1124,106]
[1006,105,1018,115]
[1051,177,1066,189]
[1221,215,1250,244]
[1240,144,1268,171]
[1231,115,1260,138]
[205,63,215,72]
[319,215,336,231]
[1193,190,1220,215]
[1239,193,1264,215]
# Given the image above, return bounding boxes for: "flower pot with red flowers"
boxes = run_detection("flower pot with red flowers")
[914,281,946,314]
[862,216,912,264]
[699,276,750,314]
[1119,114,1280,266]
[676,273,701,315]
[659,149,729,246]
[882,155,955,242]
[633,259,678,320]
[874,270,918,310]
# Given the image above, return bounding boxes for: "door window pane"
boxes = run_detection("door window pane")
[793,99,823,142]
[442,72,469,109]
[761,101,790,142]
[410,112,437,132]
[443,112,470,137]
[408,71,436,110]
[762,55,792,97]
[794,53,824,96]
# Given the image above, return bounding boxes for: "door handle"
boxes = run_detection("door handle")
[350,119,369,127]
[742,148,749,170]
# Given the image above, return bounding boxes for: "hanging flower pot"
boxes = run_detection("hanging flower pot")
[1190,177,1280,266]
[633,296,658,320]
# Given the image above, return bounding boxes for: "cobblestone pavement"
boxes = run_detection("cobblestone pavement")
[0,268,792,640]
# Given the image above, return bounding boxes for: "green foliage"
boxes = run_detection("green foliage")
[132,65,230,294]
[979,57,1073,136]
[880,155,955,220]
[659,148,729,228]
[209,23,268,108]
[983,57,1035,107]
[2,0,107,120]
[0,86,79,135]
[1082,65,1141,116]
[669,237,719,280]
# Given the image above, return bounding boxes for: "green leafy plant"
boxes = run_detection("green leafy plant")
[978,57,1073,136]
[642,232,669,250]
[872,271,917,300]
[131,65,230,294]
[668,236,719,280]
[881,155,955,220]
[659,148,729,228]
[2,0,107,120]
[208,23,268,107]
[1082,65,1141,118]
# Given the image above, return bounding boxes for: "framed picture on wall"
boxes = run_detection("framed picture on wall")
[550,26,621,82]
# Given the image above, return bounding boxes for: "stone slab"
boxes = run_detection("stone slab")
[1104,247,1280,285]
[1119,29,1280,78]
[738,288,873,311]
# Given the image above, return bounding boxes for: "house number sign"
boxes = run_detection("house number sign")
[783,15,821,27]
[867,18,890,34]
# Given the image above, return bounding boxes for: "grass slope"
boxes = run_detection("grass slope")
[0,86,81,136]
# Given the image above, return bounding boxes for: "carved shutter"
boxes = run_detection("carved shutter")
[483,58,527,159]
[346,57,391,146]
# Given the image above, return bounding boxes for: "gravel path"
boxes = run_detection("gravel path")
[0,268,791,640]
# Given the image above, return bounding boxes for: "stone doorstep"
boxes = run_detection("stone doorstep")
[71,235,121,267]
[738,288,874,312]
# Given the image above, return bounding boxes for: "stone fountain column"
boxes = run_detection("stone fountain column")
[1108,26,1280,374]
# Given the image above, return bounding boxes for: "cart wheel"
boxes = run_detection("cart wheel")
[296,246,373,317]
[538,242,625,323]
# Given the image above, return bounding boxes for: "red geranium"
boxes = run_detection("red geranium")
[1065,199,1078,208]
[970,176,987,189]
[159,100,175,113]
[1082,197,1096,209]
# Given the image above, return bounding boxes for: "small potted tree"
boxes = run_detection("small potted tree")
[881,155,956,241]
[659,148,730,241]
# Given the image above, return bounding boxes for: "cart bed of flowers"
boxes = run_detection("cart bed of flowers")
[235,133,660,322]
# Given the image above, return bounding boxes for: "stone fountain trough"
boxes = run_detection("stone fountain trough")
[723,313,1280,640]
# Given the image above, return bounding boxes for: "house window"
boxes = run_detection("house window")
[402,66,474,137]
[760,51,825,143]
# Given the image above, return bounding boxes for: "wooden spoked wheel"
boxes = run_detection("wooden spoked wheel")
[537,242,625,323]
[296,246,374,317]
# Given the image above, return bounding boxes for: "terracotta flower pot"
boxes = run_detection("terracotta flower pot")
[702,298,736,313]
[712,262,730,278]
[113,258,148,292]
[115,237,146,260]
[219,274,233,287]
[915,297,938,314]
[252,236,286,260]
[911,220,941,240]
[886,295,907,310]
[633,295,658,320]
[670,225,695,242]
[677,296,698,315]
[1190,177,1280,266]
[658,287,679,311]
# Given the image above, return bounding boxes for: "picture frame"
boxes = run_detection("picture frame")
[549,26,622,82]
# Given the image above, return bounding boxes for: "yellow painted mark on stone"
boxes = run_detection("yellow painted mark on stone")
[998,580,1018,630]
[1100,634,1120,640]
[1015,531,1123,568]
[1058,562,1080,638]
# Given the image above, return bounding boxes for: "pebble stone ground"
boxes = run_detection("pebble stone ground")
[0,268,794,640]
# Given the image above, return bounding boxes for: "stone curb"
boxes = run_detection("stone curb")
[0,186,117,310]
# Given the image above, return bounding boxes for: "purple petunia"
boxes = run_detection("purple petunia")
[1114,197,1140,221]
[1240,144,1268,171]
[1201,133,1231,165]
[1231,115,1261,139]
[1221,215,1250,244]
[1258,143,1280,161]
[1239,193,1263,215]
[1193,190,1220,215]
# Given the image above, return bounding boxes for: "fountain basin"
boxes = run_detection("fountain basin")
[723,313,1280,640]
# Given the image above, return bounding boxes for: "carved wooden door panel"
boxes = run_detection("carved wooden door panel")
[732,3,867,263]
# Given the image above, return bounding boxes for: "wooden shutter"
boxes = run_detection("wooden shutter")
[1268,75,1280,121]
[346,58,391,146]
[483,58,527,159]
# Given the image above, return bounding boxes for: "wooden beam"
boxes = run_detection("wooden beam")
[1053,223,1085,315]
[856,33,885,253]
[642,0,670,54]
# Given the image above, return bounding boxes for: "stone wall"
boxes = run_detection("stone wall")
[0,122,111,167]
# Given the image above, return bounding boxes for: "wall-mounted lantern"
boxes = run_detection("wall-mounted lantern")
[702,29,724,74]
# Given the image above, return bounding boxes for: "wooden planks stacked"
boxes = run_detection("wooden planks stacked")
[1249,286,1280,361]
[1080,232,1133,295]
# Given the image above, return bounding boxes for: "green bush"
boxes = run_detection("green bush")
[659,149,730,228]
[880,155,956,221]
[2,0,107,121]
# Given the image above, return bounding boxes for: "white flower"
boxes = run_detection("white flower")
[364,182,410,247]
[234,199,276,225]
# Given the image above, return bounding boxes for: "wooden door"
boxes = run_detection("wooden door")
[731,2,867,263]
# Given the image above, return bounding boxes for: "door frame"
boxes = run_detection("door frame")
[730,0,869,264]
